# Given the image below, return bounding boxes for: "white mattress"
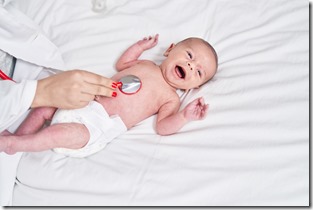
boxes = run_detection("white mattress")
[3,0,310,206]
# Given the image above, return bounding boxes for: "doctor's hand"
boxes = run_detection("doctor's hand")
[31,70,118,109]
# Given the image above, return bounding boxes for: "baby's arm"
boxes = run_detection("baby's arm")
[156,97,208,136]
[116,34,159,71]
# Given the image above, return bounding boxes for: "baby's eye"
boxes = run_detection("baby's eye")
[197,70,202,77]
[187,51,193,59]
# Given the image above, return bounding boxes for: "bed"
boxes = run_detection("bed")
[0,0,309,206]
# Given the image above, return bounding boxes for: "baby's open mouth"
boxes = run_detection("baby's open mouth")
[175,66,186,79]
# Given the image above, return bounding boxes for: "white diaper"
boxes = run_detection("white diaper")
[50,101,127,158]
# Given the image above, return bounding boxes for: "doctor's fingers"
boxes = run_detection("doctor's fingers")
[82,82,117,98]
[78,70,117,88]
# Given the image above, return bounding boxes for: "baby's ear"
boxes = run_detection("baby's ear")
[163,43,175,56]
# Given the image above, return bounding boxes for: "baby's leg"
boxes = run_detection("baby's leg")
[0,107,56,137]
[1,123,89,155]
[0,130,12,136]
[15,107,57,136]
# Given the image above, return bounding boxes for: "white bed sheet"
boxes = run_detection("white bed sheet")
[2,0,309,206]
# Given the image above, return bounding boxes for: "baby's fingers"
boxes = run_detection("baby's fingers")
[153,34,159,42]
[202,103,209,115]
[142,34,159,46]
[198,97,206,105]
[143,34,159,41]
[198,98,209,119]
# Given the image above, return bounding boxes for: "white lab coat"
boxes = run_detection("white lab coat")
[0,1,66,205]
[0,2,66,131]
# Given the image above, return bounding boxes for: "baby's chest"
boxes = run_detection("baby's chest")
[129,81,166,106]
[115,66,173,109]
[118,81,168,113]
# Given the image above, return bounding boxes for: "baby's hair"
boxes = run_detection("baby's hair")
[202,39,218,72]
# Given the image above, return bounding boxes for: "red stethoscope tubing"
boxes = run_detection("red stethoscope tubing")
[0,69,15,82]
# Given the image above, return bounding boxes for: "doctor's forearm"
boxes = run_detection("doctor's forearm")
[32,70,118,109]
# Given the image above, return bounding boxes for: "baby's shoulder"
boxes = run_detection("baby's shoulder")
[137,60,157,67]
[158,91,181,111]
[163,90,180,104]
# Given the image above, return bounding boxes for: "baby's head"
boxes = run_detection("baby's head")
[160,37,218,90]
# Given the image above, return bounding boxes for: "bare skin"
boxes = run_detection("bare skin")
[0,34,217,154]
[33,70,119,109]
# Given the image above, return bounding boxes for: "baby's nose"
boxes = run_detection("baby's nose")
[187,62,193,71]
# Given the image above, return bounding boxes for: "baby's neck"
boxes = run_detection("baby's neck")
[157,65,180,92]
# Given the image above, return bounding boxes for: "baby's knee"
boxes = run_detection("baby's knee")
[0,130,12,136]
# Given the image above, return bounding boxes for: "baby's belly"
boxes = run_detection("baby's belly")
[98,91,160,129]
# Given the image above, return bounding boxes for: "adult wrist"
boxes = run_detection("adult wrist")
[31,79,47,108]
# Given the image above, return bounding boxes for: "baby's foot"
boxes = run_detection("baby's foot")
[0,136,16,155]
[0,136,8,152]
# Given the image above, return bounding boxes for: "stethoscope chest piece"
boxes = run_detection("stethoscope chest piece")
[118,75,142,95]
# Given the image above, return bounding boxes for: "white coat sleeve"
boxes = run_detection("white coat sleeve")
[0,1,67,206]
[0,80,36,132]
[0,2,66,131]
[0,3,66,70]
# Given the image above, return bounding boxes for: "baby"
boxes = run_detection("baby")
[0,34,218,157]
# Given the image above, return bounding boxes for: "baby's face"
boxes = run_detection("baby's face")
[160,38,217,90]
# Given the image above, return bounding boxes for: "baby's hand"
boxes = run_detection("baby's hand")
[137,34,159,51]
[183,97,208,121]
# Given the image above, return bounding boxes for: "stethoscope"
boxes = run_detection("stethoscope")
[0,70,142,95]
[0,69,15,82]
[118,75,142,95]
